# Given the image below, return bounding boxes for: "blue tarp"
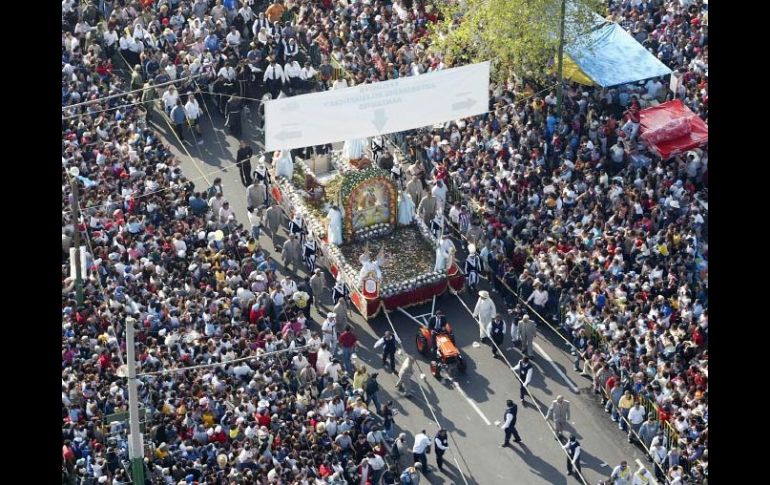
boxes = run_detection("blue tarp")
[566,21,672,88]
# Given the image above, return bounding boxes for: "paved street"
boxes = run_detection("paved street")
[155,98,648,485]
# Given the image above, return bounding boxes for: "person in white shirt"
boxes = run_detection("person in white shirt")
[300,62,317,90]
[324,358,343,383]
[217,64,236,82]
[218,201,235,225]
[412,430,432,472]
[161,86,179,114]
[321,313,338,353]
[283,58,302,93]
[184,95,204,142]
[263,58,284,98]
[225,26,242,53]
[627,402,646,443]
[280,276,297,297]
[526,282,550,316]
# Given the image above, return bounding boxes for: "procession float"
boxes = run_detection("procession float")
[269,142,465,320]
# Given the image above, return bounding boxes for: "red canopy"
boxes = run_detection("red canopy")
[639,100,708,159]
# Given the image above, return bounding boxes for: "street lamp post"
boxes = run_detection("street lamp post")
[556,0,567,121]
[126,317,145,484]
[68,167,84,305]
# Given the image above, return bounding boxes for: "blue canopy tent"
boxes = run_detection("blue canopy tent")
[563,20,672,87]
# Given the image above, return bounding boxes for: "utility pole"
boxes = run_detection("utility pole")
[68,167,84,305]
[556,0,567,121]
[126,317,145,485]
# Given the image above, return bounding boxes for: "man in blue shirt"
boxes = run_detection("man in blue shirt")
[170,99,187,142]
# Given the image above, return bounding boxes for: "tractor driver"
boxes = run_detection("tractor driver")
[428,309,451,354]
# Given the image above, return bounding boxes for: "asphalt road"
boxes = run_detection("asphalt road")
[153,97,649,485]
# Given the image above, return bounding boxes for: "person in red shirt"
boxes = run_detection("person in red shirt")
[338,325,359,374]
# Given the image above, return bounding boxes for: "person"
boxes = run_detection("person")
[487,313,506,358]
[288,213,306,247]
[400,462,422,485]
[417,192,437,225]
[627,402,646,443]
[472,290,496,341]
[397,190,416,225]
[464,244,481,291]
[427,309,448,334]
[518,314,537,357]
[170,99,187,142]
[322,312,338,354]
[264,203,283,247]
[411,430,431,474]
[512,356,533,402]
[303,236,318,273]
[374,330,401,373]
[247,206,262,240]
[500,399,522,446]
[610,460,631,485]
[310,268,326,311]
[526,281,550,320]
[282,234,302,273]
[236,140,254,186]
[396,356,414,397]
[253,158,272,193]
[429,212,444,239]
[247,179,267,211]
[263,57,284,99]
[332,278,350,305]
[327,205,343,245]
[224,94,243,136]
[427,429,448,473]
[563,434,581,478]
[338,325,359,375]
[184,94,204,144]
[546,396,571,439]
[365,372,382,414]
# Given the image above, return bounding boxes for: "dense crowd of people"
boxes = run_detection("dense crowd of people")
[62,0,707,483]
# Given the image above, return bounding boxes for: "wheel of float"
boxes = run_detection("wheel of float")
[416,333,430,357]
[457,357,467,374]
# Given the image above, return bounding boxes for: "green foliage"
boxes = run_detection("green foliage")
[429,0,605,82]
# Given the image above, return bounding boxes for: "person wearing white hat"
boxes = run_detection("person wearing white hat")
[464,244,481,291]
[472,290,496,340]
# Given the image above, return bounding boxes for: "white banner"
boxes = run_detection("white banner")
[265,62,490,151]
[69,246,88,277]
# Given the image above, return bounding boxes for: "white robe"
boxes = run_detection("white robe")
[342,138,366,160]
[327,208,343,245]
[434,246,447,272]
[274,150,293,178]
[472,297,497,339]
[397,192,415,225]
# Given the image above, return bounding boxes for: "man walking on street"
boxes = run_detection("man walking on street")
[500,399,522,446]
[519,314,537,357]
[338,324,358,374]
[610,460,631,485]
[563,434,581,478]
[281,234,302,273]
[265,203,283,247]
[487,313,506,358]
[374,330,401,373]
[512,356,534,402]
[433,429,448,472]
[310,269,326,311]
[396,357,414,397]
[473,290,496,341]
[412,430,431,474]
[546,395,571,439]
[322,312,338,354]
[237,139,254,186]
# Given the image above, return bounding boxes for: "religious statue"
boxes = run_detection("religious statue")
[327,205,343,245]
[358,242,382,286]
[342,138,366,161]
[397,190,415,225]
[274,149,294,179]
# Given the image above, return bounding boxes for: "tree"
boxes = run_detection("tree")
[428,0,605,84]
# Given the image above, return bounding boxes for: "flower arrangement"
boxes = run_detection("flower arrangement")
[354,222,392,241]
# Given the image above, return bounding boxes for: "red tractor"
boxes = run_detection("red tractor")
[416,324,467,378]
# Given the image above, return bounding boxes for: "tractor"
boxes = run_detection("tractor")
[415,324,467,378]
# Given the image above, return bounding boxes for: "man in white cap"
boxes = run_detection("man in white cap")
[472,290,496,341]
[322,312,338,353]
[464,244,481,291]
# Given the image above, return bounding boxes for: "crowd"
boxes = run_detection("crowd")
[62,0,707,483]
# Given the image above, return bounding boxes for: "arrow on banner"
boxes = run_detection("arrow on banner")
[275,130,302,140]
[452,98,477,111]
[372,108,387,131]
